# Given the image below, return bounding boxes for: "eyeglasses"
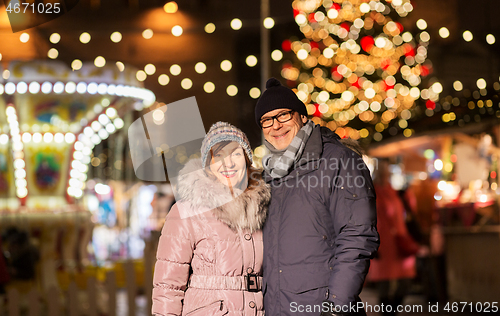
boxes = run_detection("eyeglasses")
[260,110,295,128]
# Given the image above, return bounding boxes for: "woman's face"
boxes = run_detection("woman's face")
[209,141,247,190]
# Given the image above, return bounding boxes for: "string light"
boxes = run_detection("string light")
[230,18,242,30]
[205,23,216,33]
[50,33,61,44]
[110,32,122,43]
[80,32,91,43]
[20,33,29,43]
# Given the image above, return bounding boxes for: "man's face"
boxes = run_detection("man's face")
[261,108,308,150]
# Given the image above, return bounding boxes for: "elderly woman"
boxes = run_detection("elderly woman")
[152,122,270,316]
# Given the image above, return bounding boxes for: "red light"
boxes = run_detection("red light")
[491,171,497,179]
[313,104,321,117]
[450,154,457,163]
[360,36,374,52]
[282,40,292,52]
[426,100,436,110]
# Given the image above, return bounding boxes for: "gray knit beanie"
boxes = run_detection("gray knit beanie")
[201,122,253,168]
[254,78,308,125]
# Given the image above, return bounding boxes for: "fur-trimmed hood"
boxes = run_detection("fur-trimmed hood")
[175,159,271,232]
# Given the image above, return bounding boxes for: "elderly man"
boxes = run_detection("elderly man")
[255,78,379,316]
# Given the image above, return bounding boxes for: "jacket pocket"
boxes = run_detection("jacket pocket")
[280,264,330,294]
[184,300,228,316]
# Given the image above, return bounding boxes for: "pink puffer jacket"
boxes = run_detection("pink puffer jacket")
[152,159,270,316]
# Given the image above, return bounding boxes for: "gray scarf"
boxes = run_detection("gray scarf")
[262,120,314,179]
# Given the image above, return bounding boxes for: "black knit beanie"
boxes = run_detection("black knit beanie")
[255,78,308,125]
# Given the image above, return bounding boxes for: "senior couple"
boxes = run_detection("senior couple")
[152,78,380,316]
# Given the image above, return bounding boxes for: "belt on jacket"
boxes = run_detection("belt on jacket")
[189,274,262,292]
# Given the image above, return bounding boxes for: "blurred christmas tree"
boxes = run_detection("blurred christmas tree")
[282,0,441,144]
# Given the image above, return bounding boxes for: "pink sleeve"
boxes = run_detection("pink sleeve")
[152,203,195,316]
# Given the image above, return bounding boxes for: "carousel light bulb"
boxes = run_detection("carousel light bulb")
[5,83,16,94]
[114,118,124,129]
[91,121,102,132]
[82,147,92,156]
[70,169,81,179]
[0,134,8,145]
[463,31,473,42]
[14,159,25,169]
[15,179,27,188]
[91,134,101,144]
[14,169,26,179]
[16,82,28,94]
[5,106,15,116]
[28,82,40,94]
[98,114,110,125]
[17,187,28,198]
[105,124,116,134]
[107,84,116,95]
[87,82,98,94]
[71,160,82,170]
[32,133,42,143]
[76,82,87,94]
[98,129,109,139]
[106,107,117,119]
[43,133,53,143]
[54,133,64,143]
[64,82,76,94]
[73,151,83,160]
[53,82,64,94]
[97,83,108,95]
[116,62,125,72]
[78,164,88,173]
[22,133,31,143]
[47,48,59,59]
[74,141,84,151]
[0,84,4,95]
[65,133,76,144]
[69,178,82,188]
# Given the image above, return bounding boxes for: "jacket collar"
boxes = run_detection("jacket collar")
[176,159,271,232]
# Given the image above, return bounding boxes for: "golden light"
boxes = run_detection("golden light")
[136,71,147,82]
[431,82,443,94]
[463,30,473,42]
[47,48,59,59]
[227,85,238,96]
[163,1,178,13]
[263,17,275,29]
[170,64,181,76]
[142,29,154,39]
[145,64,156,75]
[181,78,193,90]
[477,78,487,89]
[246,55,258,67]
[116,62,125,72]
[172,25,183,37]
[80,32,91,43]
[434,159,443,171]
[297,49,308,60]
[439,27,450,38]
[486,34,496,45]
[271,50,283,61]
[249,87,261,99]
[205,23,216,33]
[20,33,30,43]
[416,19,427,30]
[220,60,232,72]
[94,56,106,67]
[158,74,170,86]
[359,3,370,13]
[230,18,242,30]
[203,82,215,93]
[50,33,61,44]
[71,59,82,70]
[110,32,122,43]
[195,62,206,74]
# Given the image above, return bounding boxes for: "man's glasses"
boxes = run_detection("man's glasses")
[260,110,295,128]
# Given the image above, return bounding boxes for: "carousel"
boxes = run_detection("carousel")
[0,60,155,290]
